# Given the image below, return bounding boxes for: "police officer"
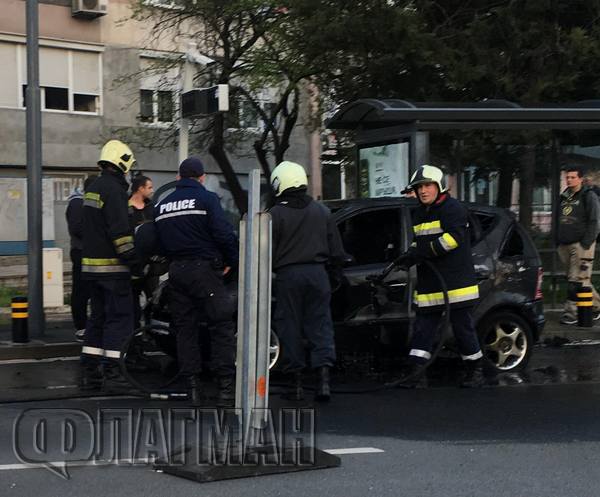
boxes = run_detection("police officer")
[269,161,346,401]
[80,140,139,392]
[154,157,238,406]
[395,165,484,388]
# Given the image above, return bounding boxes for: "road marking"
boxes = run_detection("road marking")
[0,356,79,365]
[324,447,384,455]
[0,459,154,471]
[0,449,385,471]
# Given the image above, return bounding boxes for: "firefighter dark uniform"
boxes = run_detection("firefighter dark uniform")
[400,165,484,388]
[80,140,138,391]
[154,157,238,406]
[269,161,346,401]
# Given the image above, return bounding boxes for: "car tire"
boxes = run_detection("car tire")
[477,311,533,372]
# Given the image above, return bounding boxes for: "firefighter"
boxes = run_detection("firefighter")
[269,161,346,401]
[396,165,484,388]
[80,140,139,392]
[154,157,238,406]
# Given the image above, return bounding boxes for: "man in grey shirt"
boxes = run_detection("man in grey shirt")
[557,166,600,325]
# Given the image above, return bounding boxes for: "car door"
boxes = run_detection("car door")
[332,205,412,325]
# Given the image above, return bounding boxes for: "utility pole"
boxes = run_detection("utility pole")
[26,0,44,337]
[178,42,196,164]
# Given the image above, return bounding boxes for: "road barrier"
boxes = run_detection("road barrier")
[11,296,29,343]
[577,286,593,327]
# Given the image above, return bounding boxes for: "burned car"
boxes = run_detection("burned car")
[327,197,545,372]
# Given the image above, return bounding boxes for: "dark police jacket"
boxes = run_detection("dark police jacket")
[269,191,345,271]
[557,186,600,249]
[82,169,137,279]
[411,193,478,313]
[154,178,238,267]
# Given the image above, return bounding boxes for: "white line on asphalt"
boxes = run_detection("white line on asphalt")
[324,447,385,455]
[0,449,385,472]
[0,356,79,365]
[0,459,154,471]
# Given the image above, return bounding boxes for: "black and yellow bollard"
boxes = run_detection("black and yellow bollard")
[577,286,593,328]
[11,296,29,343]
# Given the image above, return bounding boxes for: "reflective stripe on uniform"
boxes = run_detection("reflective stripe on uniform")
[439,233,458,251]
[83,192,104,209]
[113,235,134,255]
[82,346,104,356]
[461,351,483,361]
[415,284,479,307]
[155,209,207,222]
[413,220,443,236]
[104,349,121,359]
[82,257,130,273]
[409,349,432,360]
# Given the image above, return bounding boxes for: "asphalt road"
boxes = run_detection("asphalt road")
[2,343,600,496]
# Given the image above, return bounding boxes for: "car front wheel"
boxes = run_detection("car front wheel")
[477,311,533,372]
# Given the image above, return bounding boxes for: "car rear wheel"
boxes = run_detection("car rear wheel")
[477,311,533,372]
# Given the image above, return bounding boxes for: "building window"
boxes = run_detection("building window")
[139,56,179,125]
[227,96,277,130]
[138,89,174,124]
[44,87,69,110]
[3,42,102,114]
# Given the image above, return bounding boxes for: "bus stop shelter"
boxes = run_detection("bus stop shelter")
[326,98,600,306]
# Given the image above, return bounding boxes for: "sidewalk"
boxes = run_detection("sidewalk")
[0,307,598,361]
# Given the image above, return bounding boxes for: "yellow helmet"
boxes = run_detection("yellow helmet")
[270,161,308,196]
[98,140,136,174]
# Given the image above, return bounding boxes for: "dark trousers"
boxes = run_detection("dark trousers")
[409,306,482,364]
[81,278,134,364]
[70,248,90,331]
[273,264,336,372]
[168,260,235,377]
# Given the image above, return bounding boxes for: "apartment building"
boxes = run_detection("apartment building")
[0,0,313,255]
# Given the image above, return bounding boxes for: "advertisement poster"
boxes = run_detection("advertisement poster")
[359,142,409,198]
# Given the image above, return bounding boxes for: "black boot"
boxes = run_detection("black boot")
[460,359,486,388]
[315,366,331,402]
[187,375,204,406]
[103,362,131,393]
[216,375,235,407]
[385,362,426,389]
[281,371,304,401]
[79,362,103,391]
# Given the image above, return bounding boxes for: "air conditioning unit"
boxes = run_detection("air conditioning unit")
[71,0,108,19]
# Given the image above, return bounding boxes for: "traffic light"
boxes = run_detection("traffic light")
[181,84,229,118]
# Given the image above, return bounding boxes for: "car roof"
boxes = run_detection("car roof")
[324,197,514,219]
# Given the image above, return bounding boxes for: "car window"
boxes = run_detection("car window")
[500,225,524,258]
[337,208,402,265]
[472,211,497,238]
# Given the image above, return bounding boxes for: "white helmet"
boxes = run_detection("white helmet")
[270,161,308,196]
[406,165,447,193]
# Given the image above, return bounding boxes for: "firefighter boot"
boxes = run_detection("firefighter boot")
[385,362,425,389]
[187,375,204,406]
[79,362,103,391]
[216,375,235,407]
[315,366,331,402]
[460,359,486,388]
[103,362,131,393]
[282,371,304,401]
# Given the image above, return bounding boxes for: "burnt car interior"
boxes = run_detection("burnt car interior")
[337,207,403,265]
